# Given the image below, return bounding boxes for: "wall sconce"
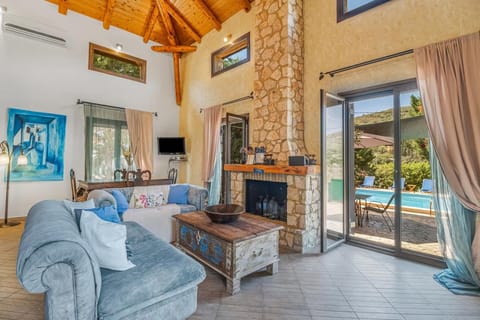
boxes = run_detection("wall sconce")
[115,43,123,52]
[0,140,27,227]
[223,34,232,43]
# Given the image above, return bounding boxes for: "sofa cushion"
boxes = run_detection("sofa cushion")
[111,190,129,217]
[80,211,135,271]
[129,186,169,209]
[88,190,117,209]
[63,199,95,216]
[85,205,121,224]
[98,222,205,319]
[168,184,189,204]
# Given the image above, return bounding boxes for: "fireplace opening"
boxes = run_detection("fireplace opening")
[245,180,287,222]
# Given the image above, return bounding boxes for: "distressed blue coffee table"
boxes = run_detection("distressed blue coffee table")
[173,211,283,294]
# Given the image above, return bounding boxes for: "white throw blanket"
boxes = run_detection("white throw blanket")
[122,204,181,243]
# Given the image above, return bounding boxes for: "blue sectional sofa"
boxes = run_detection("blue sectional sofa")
[16,200,206,320]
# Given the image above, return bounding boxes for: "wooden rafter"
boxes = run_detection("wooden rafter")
[191,0,221,31]
[156,0,182,105]
[58,0,68,15]
[103,0,116,30]
[151,45,197,53]
[241,0,251,12]
[162,0,202,43]
[143,5,159,43]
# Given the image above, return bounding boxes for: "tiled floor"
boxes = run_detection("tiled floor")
[2,221,480,320]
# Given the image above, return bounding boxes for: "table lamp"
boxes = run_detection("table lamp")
[0,140,27,228]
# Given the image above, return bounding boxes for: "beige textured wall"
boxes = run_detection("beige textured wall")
[304,0,480,157]
[179,9,255,185]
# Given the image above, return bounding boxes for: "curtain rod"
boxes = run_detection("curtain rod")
[76,99,158,117]
[200,92,254,113]
[319,49,414,80]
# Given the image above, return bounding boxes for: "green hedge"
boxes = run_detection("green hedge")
[373,161,431,190]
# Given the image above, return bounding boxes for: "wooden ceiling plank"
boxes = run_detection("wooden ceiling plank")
[58,0,68,15]
[162,0,202,43]
[173,53,181,105]
[103,0,117,30]
[241,0,251,12]
[151,45,197,53]
[143,5,159,43]
[191,0,221,31]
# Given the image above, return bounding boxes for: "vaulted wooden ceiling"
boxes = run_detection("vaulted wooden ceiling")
[45,0,253,105]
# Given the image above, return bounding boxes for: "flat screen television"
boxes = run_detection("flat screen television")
[158,137,186,155]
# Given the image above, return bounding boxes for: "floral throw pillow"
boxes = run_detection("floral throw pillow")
[132,192,163,208]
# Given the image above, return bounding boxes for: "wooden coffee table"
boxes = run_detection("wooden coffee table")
[173,211,283,295]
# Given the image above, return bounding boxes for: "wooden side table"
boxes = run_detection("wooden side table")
[173,211,283,295]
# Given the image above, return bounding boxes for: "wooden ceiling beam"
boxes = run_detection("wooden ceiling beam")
[191,0,221,31]
[103,0,117,30]
[151,45,197,53]
[156,0,182,105]
[58,0,68,15]
[241,0,251,12]
[143,5,159,43]
[162,0,202,43]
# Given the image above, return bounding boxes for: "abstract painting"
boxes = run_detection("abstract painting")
[7,108,66,181]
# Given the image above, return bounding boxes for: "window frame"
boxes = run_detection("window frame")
[85,116,129,181]
[211,32,250,77]
[337,0,391,22]
[88,42,147,83]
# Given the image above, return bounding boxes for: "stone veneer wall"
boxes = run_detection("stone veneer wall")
[230,171,320,252]
[252,0,306,163]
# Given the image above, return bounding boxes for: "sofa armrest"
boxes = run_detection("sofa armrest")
[19,241,99,320]
[187,184,209,211]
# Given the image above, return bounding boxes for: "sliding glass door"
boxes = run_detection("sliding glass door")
[320,90,347,252]
[345,80,440,260]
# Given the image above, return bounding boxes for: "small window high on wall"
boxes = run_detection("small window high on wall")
[211,33,250,77]
[88,43,147,83]
[337,0,391,22]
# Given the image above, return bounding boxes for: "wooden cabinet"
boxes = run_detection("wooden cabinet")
[174,212,283,294]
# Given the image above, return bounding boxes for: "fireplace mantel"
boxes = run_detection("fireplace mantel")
[224,164,320,176]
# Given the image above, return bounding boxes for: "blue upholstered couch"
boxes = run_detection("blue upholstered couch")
[16,200,206,320]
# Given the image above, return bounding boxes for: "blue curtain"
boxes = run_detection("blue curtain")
[208,142,222,205]
[431,148,480,295]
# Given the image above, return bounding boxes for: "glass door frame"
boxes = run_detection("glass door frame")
[320,90,349,252]
[342,79,443,265]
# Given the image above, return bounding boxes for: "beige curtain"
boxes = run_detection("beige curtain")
[202,105,222,185]
[125,109,153,172]
[415,32,480,212]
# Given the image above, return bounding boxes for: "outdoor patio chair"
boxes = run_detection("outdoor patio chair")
[391,177,406,190]
[360,176,375,188]
[421,179,433,192]
[364,193,395,232]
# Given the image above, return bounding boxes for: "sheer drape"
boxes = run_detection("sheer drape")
[415,32,480,211]
[125,109,153,172]
[202,105,222,187]
[208,141,222,205]
[415,32,480,294]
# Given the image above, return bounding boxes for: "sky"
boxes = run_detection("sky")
[347,0,377,11]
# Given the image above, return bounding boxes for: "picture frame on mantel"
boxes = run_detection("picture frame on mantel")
[7,108,66,181]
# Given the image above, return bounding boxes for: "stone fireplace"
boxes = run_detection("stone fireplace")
[225,0,320,253]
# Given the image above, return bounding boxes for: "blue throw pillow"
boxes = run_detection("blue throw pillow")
[85,205,121,224]
[111,190,129,217]
[168,184,189,205]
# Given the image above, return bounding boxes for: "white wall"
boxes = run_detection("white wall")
[0,0,179,217]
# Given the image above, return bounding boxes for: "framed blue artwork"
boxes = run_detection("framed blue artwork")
[7,108,66,181]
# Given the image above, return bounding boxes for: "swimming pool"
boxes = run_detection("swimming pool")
[356,188,432,210]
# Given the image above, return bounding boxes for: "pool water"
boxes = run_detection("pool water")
[356,188,432,209]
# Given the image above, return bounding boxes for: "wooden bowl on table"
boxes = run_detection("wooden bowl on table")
[204,204,245,224]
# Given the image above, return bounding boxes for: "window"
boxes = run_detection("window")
[84,105,131,181]
[88,43,147,83]
[337,0,391,22]
[211,33,250,77]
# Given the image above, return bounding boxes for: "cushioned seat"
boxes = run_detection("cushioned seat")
[178,204,198,213]
[98,222,205,319]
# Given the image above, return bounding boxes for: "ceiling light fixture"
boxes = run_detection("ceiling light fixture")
[115,43,123,52]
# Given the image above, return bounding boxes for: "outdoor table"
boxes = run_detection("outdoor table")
[355,193,371,227]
